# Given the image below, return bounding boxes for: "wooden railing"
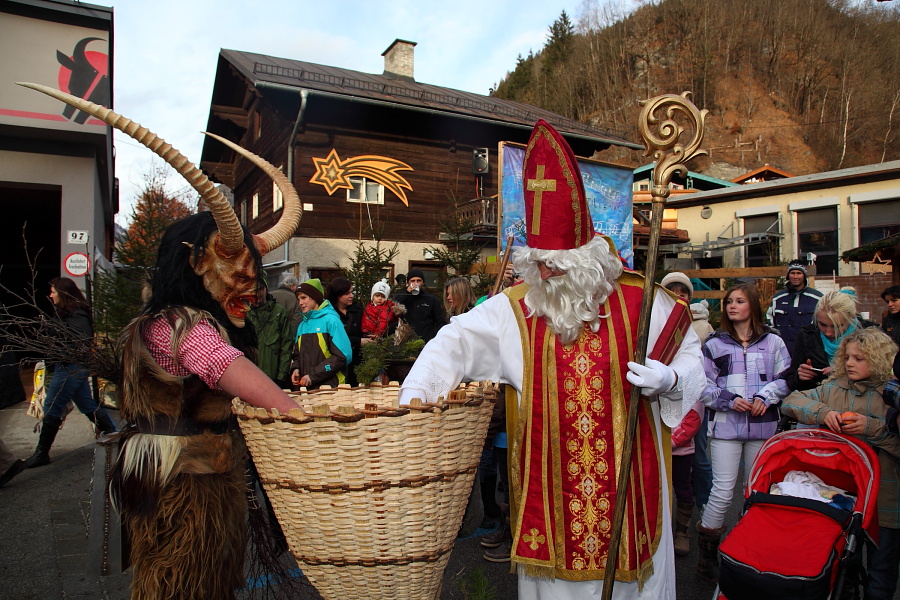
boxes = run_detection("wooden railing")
[457,196,498,229]
[682,266,816,309]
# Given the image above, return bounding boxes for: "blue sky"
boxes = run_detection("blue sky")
[111,0,636,225]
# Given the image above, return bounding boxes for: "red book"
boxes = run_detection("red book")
[648,297,692,365]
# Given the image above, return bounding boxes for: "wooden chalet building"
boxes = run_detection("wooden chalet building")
[199,39,640,287]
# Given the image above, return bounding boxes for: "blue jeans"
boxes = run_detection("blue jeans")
[865,526,900,600]
[692,410,713,506]
[43,363,102,421]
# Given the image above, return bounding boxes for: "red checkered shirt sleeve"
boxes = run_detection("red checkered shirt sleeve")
[144,316,243,390]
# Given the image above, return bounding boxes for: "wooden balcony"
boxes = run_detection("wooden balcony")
[456,196,498,239]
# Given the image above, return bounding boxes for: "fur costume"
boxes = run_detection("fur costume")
[15,84,307,600]
[113,307,247,600]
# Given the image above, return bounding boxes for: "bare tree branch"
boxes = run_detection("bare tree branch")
[0,228,121,383]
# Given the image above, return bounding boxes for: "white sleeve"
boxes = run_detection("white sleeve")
[399,293,523,404]
[648,290,706,428]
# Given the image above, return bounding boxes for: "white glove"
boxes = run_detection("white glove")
[626,359,676,396]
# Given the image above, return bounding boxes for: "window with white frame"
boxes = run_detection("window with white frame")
[252,192,259,220]
[240,199,248,226]
[347,177,385,205]
[797,207,837,276]
[273,177,283,213]
[858,200,900,246]
[743,214,781,268]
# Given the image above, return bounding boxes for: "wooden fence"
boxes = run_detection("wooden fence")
[682,266,817,311]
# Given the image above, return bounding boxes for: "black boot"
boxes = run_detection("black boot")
[674,501,694,556]
[481,503,510,548]
[482,503,512,563]
[24,416,62,468]
[696,522,726,584]
[87,409,117,434]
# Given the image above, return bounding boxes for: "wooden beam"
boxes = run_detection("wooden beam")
[200,161,235,188]
[211,104,249,128]
[693,290,727,300]
[681,265,817,278]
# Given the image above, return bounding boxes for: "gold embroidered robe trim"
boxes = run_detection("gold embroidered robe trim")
[504,276,663,584]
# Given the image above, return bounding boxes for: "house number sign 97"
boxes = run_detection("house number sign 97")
[68,230,89,244]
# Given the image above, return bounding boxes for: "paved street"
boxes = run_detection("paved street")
[0,396,752,600]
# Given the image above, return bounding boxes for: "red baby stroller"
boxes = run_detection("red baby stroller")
[716,429,880,600]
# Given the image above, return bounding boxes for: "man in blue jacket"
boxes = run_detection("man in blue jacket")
[766,262,823,360]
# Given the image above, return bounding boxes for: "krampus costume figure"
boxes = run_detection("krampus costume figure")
[18,83,303,599]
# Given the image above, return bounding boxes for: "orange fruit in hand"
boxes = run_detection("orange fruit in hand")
[840,411,858,425]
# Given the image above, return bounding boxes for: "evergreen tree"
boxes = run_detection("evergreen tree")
[339,226,400,305]
[492,52,535,101]
[425,194,492,297]
[543,10,575,74]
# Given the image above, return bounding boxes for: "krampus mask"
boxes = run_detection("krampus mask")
[18,82,302,328]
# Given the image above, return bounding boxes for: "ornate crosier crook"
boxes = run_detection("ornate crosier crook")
[602,92,706,600]
[640,92,709,202]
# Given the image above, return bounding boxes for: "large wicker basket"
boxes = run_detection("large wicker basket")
[234,381,496,600]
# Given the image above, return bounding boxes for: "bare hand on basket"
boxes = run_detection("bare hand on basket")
[220,356,297,413]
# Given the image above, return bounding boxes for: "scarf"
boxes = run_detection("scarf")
[821,318,859,362]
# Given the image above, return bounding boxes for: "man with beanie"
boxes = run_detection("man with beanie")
[766,262,823,360]
[271,273,301,335]
[398,120,705,599]
[392,268,447,343]
[289,278,352,390]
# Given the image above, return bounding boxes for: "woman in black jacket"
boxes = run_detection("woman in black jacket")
[327,277,366,386]
[783,287,876,392]
[24,277,116,468]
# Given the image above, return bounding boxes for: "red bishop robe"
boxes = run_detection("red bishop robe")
[506,272,663,585]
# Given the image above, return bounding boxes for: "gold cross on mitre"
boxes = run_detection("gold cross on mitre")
[523,528,546,550]
[527,164,556,235]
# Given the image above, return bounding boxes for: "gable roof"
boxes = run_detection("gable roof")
[216,48,641,150]
[731,164,794,184]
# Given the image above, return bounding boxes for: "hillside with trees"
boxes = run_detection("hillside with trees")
[491,0,900,176]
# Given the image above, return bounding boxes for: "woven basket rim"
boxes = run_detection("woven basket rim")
[233,382,498,424]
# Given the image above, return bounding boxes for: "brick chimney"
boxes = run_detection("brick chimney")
[382,39,416,81]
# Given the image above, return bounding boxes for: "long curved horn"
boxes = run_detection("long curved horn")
[16,81,245,255]
[202,133,302,255]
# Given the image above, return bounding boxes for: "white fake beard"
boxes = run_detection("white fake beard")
[512,236,623,345]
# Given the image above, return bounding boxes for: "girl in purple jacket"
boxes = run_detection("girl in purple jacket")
[695,283,791,584]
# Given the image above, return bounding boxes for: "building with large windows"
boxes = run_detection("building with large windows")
[663,160,900,278]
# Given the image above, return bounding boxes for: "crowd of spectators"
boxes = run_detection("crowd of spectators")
[654,265,900,598]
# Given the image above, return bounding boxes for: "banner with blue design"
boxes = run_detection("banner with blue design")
[499,143,634,268]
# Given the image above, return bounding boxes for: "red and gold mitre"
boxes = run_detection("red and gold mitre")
[523,120,594,250]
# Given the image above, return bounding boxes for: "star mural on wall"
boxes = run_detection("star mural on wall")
[309,149,414,206]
